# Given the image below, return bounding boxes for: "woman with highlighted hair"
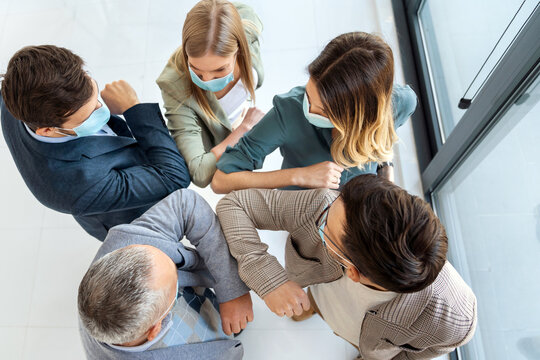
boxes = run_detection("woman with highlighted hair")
[157,0,264,188]
[211,32,418,193]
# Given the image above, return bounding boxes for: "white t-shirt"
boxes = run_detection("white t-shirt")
[310,275,397,346]
[217,68,258,128]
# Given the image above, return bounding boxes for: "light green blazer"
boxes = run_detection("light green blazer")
[157,3,264,188]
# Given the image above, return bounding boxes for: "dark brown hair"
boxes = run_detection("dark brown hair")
[340,175,448,293]
[308,32,396,168]
[0,45,93,129]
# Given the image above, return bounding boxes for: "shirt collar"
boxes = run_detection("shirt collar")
[24,123,77,143]
[106,313,174,353]
[23,123,117,144]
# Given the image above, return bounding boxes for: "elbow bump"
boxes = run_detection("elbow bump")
[210,179,226,194]
[192,172,212,189]
[175,174,191,189]
[211,172,228,194]
[164,160,191,188]
[166,173,190,189]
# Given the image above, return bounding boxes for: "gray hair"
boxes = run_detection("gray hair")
[78,246,170,344]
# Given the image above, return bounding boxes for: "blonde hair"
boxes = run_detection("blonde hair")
[171,0,258,121]
[308,32,397,168]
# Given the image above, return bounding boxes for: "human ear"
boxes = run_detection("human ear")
[35,127,56,136]
[146,320,163,342]
[346,265,361,283]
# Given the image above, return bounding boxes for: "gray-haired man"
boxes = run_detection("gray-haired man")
[78,189,252,360]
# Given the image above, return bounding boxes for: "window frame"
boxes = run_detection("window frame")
[392,1,540,359]
[393,0,540,195]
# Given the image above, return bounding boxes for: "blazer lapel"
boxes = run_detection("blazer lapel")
[183,93,232,135]
[107,115,133,137]
[205,92,232,131]
[77,135,138,159]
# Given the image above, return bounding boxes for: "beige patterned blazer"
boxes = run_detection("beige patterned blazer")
[216,188,477,360]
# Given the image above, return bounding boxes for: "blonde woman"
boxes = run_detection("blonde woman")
[157,0,264,188]
[211,32,417,193]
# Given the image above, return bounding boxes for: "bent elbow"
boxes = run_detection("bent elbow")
[165,167,190,189]
[171,172,190,189]
[191,171,212,188]
[211,170,230,194]
[179,174,191,188]
[169,157,191,189]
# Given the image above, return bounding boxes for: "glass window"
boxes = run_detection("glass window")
[433,73,540,360]
[418,0,537,140]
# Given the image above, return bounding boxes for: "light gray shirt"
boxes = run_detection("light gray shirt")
[24,123,117,143]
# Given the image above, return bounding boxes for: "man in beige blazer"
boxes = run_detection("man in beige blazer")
[216,175,477,359]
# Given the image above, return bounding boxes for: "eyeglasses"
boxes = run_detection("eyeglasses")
[315,200,358,271]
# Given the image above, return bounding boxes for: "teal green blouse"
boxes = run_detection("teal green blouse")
[217,84,417,189]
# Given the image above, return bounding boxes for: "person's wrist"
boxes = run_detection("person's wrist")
[286,168,300,187]
[121,101,141,114]
[238,122,252,133]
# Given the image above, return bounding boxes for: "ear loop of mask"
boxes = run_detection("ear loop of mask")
[53,128,76,137]
[53,100,108,137]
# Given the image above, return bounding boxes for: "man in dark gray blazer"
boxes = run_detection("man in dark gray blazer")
[78,188,252,360]
[0,45,190,240]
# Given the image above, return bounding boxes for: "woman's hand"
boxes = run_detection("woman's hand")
[211,107,266,161]
[292,161,344,189]
[239,107,265,131]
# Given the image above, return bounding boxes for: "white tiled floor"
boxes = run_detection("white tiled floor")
[0,0,426,359]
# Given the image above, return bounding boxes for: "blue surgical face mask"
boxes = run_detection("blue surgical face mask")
[303,92,334,128]
[189,59,235,92]
[318,211,328,246]
[55,102,111,137]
